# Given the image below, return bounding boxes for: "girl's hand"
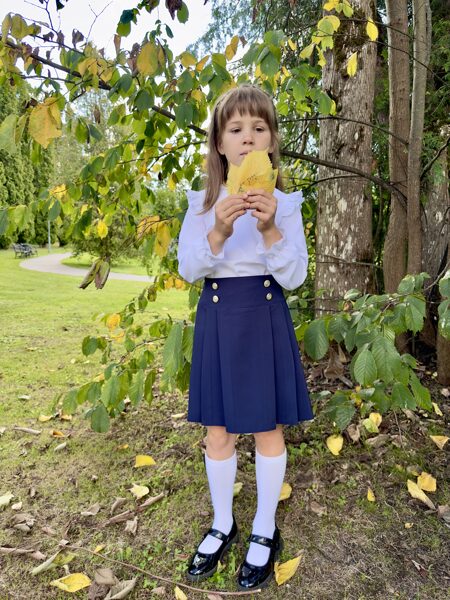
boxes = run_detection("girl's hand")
[212,193,251,240]
[246,190,277,233]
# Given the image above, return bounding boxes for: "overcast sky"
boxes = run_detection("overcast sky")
[3,0,212,58]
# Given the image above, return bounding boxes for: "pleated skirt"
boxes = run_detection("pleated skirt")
[188,274,314,434]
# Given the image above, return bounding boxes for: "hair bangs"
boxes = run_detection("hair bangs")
[218,88,277,132]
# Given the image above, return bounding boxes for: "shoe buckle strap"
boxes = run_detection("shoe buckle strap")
[247,533,275,549]
[206,527,226,541]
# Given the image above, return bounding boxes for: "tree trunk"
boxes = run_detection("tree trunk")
[383,0,409,293]
[407,0,431,274]
[315,0,377,315]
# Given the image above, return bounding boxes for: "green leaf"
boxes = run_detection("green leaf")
[0,114,18,154]
[318,92,333,115]
[129,370,144,406]
[391,382,416,410]
[260,51,279,77]
[101,375,120,408]
[328,314,348,343]
[182,324,194,362]
[82,336,98,356]
[177,2,189,23]
[144,369,156,404]
[177,70,194,93]
[163,322,183,377]
[371,336,397,384]
[174,102,193,128]
[353,347,377,386]
[404,295,425,333]
[438,270,450,298]
[397,274,415,294]
[91,403,110,432]
[409,371,432,411]
[48,199,61,221]
[371,383,391,413]
[303,319,329,360]
[134,89,153,111]
[324,392,355,430]
[63,389,78,415]
[438,298,450,339]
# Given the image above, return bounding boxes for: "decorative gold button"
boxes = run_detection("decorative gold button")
[263,279,271,287]
[266,292,272,301]
[212,295,219,303]
[212,282,218,290]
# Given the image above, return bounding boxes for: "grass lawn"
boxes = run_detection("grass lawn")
[0,248,449,599]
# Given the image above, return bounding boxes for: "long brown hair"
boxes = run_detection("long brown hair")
[197,84,284,215]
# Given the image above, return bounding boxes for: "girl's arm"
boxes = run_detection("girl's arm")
[255,192,308,291]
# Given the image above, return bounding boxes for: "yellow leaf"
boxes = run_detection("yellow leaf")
[417,472,436,493]
[93,544,105,553]
[179,51,196,68]
[274,554,302,585]
[196,55,210,71]
[174,586,187,600]
[49,573,91,593]
[38,414,53,422]
[134,454,156,467]
[299,43,315,60]
[404,522,414,529]
[137,41,159,76]
[369,412,382,428]
[430,435,448,450]
[323,0,339,9]
[129,483,149,499]
[225,35,239,60]
[51,430,66,437]
[28,97,62,148]
[117,443,129,450]
[347,52,358,77]
[366,17,378,41]
[226,149,278,194]
[191,89,204,104]
[167,174,177,191]
[279,482,292,501]
[367,487,376,502]
[431,402,443,417]
[97,220,108,239]
[233,482,243,497]
[316,47,326,67]
[154,222,171,258]
[106,313,121,330]
[255,64,263,79]
[282,66,290,77]
[77,57,97,77]
[326,434,343,456]
[50,184,68,201]
[406,479,435,510]
[137,215,160,240]
[0,492,14,508]
[288,38,297,51]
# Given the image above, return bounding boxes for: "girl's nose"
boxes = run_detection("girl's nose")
[243,130,254,144]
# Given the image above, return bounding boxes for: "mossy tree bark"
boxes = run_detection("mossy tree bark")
[315,0,377,315]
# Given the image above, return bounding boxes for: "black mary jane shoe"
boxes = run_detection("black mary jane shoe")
[237,525,284,591]
[186,516,239,582]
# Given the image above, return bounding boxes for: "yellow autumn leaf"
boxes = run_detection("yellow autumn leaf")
[323,0,339,9]
[28,97,62,148]
[0,492,14,508]
[134,454,156,468]
[137,41,159,76]
[191,89,204,104]
[366,17,379,41]
[431,402,443,417]
[404,522,414,529]
[38,415,53,422]
[97,220,108,239]
[226,149,278,194]
[299,43,315,60]
[167,174,177,191]
[430,435,448,450]
[154,222,171,258]
[279,482,292,501]
[117,443,129,450]
[288,38,297,51]
[406,479,435,510]
[316,47,326,67]
[179,51,196,68]
[326,433,343,456]
[417,472,437,493]
[93,544,105,553]
[369,412,382,428]
[225,35,239,60]
[49,573,91,593]
[347,52,358,77]
[233,482,243,497]
[106,313,121,330]
[196,55,210,71]
[51,430,66,437]
[77,57,97,77]
[137,215,160,240]
[274,554,302,585]
[367,487,376,502]
[174,586,187,600]
[129,483,149,499]
[50,184,68,201]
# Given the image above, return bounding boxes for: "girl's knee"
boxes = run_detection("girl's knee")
[206,426,236,457]
[253,425,285,455]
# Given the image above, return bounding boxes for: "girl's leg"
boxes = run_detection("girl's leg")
[246,425,286,565]
[197,426,237,554]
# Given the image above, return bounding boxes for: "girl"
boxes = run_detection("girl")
[177,84,313,590]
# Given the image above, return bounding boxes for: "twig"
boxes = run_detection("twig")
[61,542,261,596]
[393,411,404,448]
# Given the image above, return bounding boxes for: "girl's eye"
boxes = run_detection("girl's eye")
[231,128,240,133]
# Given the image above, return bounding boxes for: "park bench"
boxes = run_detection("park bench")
[12,243,38,258]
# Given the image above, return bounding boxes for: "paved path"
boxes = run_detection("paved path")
[20,252,155,282]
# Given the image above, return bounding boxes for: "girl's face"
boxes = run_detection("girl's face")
[218,110,273,167]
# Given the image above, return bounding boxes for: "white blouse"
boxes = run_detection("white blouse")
[177,185,308,291]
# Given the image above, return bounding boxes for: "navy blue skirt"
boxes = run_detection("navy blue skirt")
[188,274,313,434]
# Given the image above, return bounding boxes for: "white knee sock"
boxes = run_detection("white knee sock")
[246,448,287,566]
[197,450,237,554]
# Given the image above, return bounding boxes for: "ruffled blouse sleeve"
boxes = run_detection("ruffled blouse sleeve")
[255,190,309,291]
[177,190,225,284]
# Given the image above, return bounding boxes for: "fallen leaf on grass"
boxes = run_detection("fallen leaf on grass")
[0,427,6,436]
[326,434,343,455]
[18,395,31,400]
[51,430,66,438]
[151,587,166,596]
[431,402,443,417]
[134,455,156,467]
[274,554,303,585]
[53,442,67,452]
[125,515,138,535]
[404,522,414,528]
[38,415,54,422]
[0,492,14,509]
[31,551,62,575]
[80,502,101,516]
[417,472,436,493]
[104,578,137,599]
[13,426,41,435]
[407,479,435,510]
[93,544,106,554]
[110,497,127,516]
[11,502,22,510]
[50,573,91,592]
[346,423,360,443]
[279,482,292,501]
[310,501,327,516]
[129,484,149,499]
[233,482,243,497]
[441,387,449,398]
[367,487,376,502]
[437,505,450,523]
[430,435,448,450]
[207,594,223,600]
[174,585,188,600]
[171,412,186,419]
[366,434,389,448]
